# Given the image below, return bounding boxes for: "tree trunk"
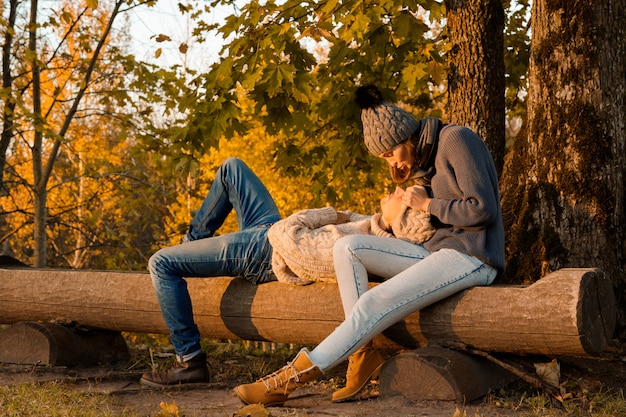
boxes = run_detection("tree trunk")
[445,0,506,174]
[0,266,615,357]
[28,0,47,268]
[0,0,18,195]
[26,0,124,267]
[500,0,626,331]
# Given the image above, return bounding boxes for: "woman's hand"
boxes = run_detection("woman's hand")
[402,186,432,213]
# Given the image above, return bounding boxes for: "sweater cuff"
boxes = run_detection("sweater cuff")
[371,214,394,239]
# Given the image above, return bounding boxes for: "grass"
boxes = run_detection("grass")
[0,334,624,417]
[0,383,136,417]
[484,386,626,417]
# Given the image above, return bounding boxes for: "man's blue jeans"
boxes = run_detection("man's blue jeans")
[148,158,281,359]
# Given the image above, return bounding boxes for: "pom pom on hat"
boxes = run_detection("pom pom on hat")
[354,85,384,109]
[355,85,420,155]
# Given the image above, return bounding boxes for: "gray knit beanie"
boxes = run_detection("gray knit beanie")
[355,85,420,155]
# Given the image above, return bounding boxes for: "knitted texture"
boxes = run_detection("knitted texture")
[268,207,371,285]
[423,125,505,274]
[269,206,436,285]
[361,102,420,155]
[371,209,435,245]
[393,207,436,244]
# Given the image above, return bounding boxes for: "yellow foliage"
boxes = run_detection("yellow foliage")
[163,125,315,245]
[156,401,180,417]
[234,403,271,417]
[451,407,467,417]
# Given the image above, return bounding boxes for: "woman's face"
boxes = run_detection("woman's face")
[380,187,405,227]
[379,143,415,178]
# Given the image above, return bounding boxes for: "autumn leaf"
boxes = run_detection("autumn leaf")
[155,401,180,417]
[233,403,270,417]
[534,358,560,387]
[154,34,172,43]
[450,407,467,417]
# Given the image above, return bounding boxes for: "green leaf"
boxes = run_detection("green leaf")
[403,62,428,91]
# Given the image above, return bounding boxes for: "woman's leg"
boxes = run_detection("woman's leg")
[148,226,275,358]
[310,245,497,371]
[329,235,429,401]
[333,235,430,318]
[233,245,496,406]
[186,157,281,240]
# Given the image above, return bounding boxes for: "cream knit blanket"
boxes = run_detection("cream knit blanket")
[268,206,435,285]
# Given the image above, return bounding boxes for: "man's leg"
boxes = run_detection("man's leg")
[141,226,276,386]
[186,157,281,240]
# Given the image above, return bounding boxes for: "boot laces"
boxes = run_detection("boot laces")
[260,363,301,394]
[347,347,367,372]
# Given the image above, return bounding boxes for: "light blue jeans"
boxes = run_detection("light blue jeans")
[148,158,281,359]
[308,235,497,371]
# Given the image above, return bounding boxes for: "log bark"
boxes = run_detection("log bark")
[0,266,615,357]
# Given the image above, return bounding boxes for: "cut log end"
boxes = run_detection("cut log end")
[0,322,130,366]
[379,347,517,401]
[576,268,617,356]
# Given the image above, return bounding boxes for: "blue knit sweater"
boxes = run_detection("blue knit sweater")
[424,125,506,275]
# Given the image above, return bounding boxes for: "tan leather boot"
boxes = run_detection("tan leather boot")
[234,349,323,406]
[331,342,385,402]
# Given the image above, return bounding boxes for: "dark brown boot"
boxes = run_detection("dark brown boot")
[140,352,210,387]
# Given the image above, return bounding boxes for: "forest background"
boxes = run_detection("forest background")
[0,0,624,336]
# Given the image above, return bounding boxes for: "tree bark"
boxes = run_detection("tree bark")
[0,0,18,196]
[499,0,626,332]
[445,0,506,174]
[28,0,47,268]
[27,0,124,267]
[0,266,615,357]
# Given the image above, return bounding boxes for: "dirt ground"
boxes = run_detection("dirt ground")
[0,363,523,417]
[1,341,626,417]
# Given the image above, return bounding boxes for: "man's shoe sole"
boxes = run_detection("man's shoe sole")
[139,377,210,388]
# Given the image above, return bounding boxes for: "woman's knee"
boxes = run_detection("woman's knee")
[333,235,364,259]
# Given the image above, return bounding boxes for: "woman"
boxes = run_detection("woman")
[234,85,505,405]
[140,157,433,387]
[268,186,435,286]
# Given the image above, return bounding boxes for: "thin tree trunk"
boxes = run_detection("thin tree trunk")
[445,0,506,174]
[0,0,18,195]
[71,157,87,268]
[29,0,124,267]
[500,0,626,331]
[28,0,48,267]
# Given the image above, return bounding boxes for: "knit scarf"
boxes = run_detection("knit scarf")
[410,117,442,182]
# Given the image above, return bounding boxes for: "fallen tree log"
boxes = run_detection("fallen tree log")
[379,346,518,401]
[0,321,130,366]
[0,265,615,357]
